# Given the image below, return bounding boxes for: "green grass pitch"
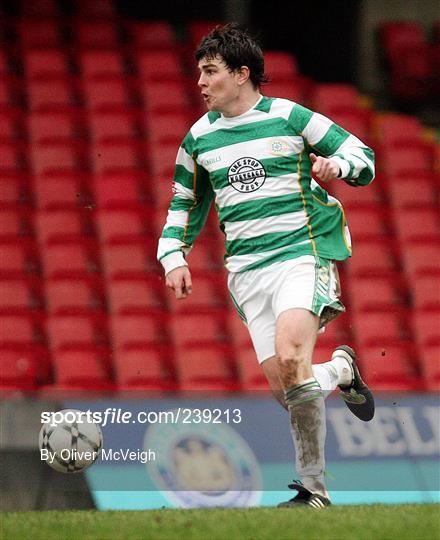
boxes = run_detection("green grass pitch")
[2,505,440,540]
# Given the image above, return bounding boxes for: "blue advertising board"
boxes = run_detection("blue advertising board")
[65,394,440,509]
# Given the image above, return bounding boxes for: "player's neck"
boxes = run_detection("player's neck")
[222,89,262,118]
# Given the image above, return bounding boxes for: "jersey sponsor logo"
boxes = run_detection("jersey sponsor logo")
[267,139,290,156]
[227,157,266,193]
[202,156,222,167]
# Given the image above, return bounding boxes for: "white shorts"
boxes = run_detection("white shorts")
[228,256,345,363]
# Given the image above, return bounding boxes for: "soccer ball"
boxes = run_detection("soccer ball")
[39,409,103,473]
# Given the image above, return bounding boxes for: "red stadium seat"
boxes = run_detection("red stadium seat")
[45,277,106,314]
[146,112,191,144]
[263,80,305,103]
[328,179,382,208]
[0,241,40,277]
[345,207,390,240]
[127,21,176,49]
[0,210,34,239]
[114,346,175,391]
[41,240,101,278]
[152,179,175,211]
[348,238,399,277]
[137,50,184,81]
[0,348,40,391]
[27,78,77,111]
[0,314,45,347]
[107,276,166,313]
[167,273,228,313]
[264,51,299,80]
[328,111,370,142]
[0,80,12,108]
[420,345,440,391]
[34,173,90,209]
[141,81,191,113]
[93,173,147,207]
[393,207,439,242]
[15,20,63,47]
[0,110,24,141]
[313,340,339,364]
[31,142,87,175]
[170,311,229,348]
[384,147,433,177]
[0,76,24,109]
[175,343,238,391]
[184,244,224,272]
[74,0,116,17]
[388,174,437,208]
[21,0,60,17]
[91,142,144,174]
[313,83,360,113]
[380,22,426,62]
[0,50,7,76]
[352,310,408,346]
[150,143,179,177]
[0,174,31,207]
[359,343,422,391]
[101,239,159,277]
[0,142,26,173]
[29,111,85,144]
[82,78,132,111]
[349,276,408,312]
[410,272,440,310]
[24,50,70,79]
[73,21,120,48]
[317,313,352,346]
[402,240,440,276]
[227,310,253,349]
[47,313,108,350]
[236,345,269,392]
[79,50,125,78]
[313,83,362,116]
[0,278,43,313]
[51,347,114,390]
[374,113,422,145]
[111,312,169,350]
[96,208,150,242]
[412,310,440,346]
[89,111,139,142]
[36,209,92,244]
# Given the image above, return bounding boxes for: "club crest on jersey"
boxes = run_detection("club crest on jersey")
[227,157,266,193]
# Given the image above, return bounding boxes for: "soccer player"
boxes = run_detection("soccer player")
[157,23,375,508]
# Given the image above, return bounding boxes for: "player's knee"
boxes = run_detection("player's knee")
[277,341,307,368]
[277,349,306,371]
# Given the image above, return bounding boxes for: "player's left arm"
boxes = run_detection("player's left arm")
[290,104,375,186]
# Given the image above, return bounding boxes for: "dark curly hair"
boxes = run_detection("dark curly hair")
[195,23,268,89]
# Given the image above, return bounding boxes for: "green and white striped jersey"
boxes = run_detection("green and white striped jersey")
[157,96,375,274]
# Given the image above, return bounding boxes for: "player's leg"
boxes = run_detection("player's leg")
[275,307,329,499]
[261,351,352,410]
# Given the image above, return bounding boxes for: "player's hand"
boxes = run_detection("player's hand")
[309,153,340,182]
[165,266,192,299]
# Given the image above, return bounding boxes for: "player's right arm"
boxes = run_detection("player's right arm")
[157,132,213,299]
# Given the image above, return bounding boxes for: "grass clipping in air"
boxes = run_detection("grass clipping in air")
[2,505,440,540]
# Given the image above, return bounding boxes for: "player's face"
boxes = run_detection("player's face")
[197,55,240,114]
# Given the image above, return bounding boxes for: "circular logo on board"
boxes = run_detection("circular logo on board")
[227,157,266,193]
[143,411,262,508]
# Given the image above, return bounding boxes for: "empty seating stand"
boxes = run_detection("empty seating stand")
[0,10,438,395]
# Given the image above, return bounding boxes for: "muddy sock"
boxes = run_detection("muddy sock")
[284,378,328,498]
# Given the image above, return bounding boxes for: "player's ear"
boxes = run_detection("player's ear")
[236,65,250,86]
